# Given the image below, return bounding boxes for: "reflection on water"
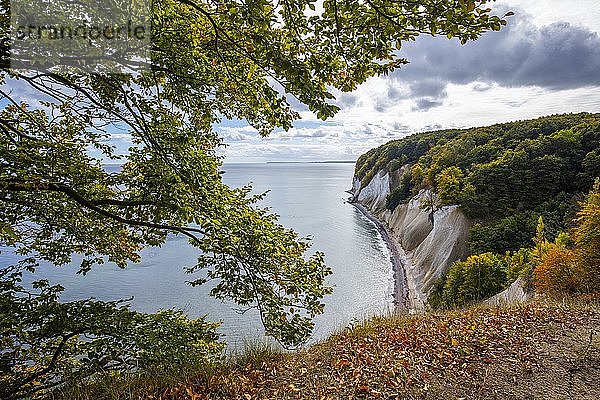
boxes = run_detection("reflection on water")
[5,163,394,346]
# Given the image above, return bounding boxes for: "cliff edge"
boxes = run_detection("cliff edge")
[350,169,471,310]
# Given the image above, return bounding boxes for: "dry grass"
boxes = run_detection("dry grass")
[55,297,600,400]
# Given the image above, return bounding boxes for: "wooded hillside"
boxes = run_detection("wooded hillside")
[355,113,600,254]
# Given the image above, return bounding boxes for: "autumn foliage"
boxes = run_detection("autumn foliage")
[573,178,600,291]
[143,301,599,400]
[433,181,600,309]
[534,179,600,295]
[533,244,581,294]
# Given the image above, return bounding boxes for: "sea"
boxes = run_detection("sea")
[3,163,395,348]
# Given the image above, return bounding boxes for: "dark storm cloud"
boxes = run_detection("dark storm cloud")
[294,7,600,116]
[399,8,600,91]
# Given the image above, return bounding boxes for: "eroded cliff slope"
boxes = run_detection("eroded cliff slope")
[351,169,471,310]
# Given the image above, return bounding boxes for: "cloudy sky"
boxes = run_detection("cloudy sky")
[219,0,600,163]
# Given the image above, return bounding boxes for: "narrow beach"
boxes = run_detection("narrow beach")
[349,200,409,310]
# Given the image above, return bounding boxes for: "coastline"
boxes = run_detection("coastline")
[348,199,409,311]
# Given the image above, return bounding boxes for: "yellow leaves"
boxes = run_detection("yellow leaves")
[247,65,257,80]
[451,337,459,347]
[288,383,300,393]
[185,386,203,400]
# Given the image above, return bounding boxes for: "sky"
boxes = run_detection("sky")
[218,0,600,163]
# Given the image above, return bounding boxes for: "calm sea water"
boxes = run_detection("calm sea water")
[5,163,394,347]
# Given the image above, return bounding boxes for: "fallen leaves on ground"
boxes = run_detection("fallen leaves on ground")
[147,299,600,399]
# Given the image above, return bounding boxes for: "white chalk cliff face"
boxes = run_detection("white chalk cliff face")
[484,277,533,307]
[352,169,471,310]
[356,171,390,212]
[351,177,362,194]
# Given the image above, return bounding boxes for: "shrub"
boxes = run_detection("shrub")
[0,266,224,400]
[573,178,600,292]
[437,253,508,308]
[386,171,414,210]
[534,181,600,295]
[427,275,447,310]
[533,244,581,294]
[505,247,535,284]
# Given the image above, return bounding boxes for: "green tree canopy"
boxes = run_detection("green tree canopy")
[0,0,509,396]
[436,166,464,205]
[356,113,600,255]
[1,0,508,344]
[435,252,508,308]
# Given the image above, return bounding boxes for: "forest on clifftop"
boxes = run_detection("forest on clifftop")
[355,113,600,308]
[355,113,600,254]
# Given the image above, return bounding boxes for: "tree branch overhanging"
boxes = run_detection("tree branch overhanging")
[1,179,207,243]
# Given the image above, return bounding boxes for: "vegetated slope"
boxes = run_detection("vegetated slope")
[355,112,600,255]
[141,298,600,399]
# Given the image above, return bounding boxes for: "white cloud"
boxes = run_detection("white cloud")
[498,0,600,32]
[218,1,600,162]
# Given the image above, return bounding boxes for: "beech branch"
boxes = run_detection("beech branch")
[2,179,206,243]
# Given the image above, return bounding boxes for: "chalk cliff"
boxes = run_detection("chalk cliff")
[484,277,534,307]
[355,171,390,212]
[351,169,471,310]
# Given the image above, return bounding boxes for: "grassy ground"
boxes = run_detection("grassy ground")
[56,297,600,399]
